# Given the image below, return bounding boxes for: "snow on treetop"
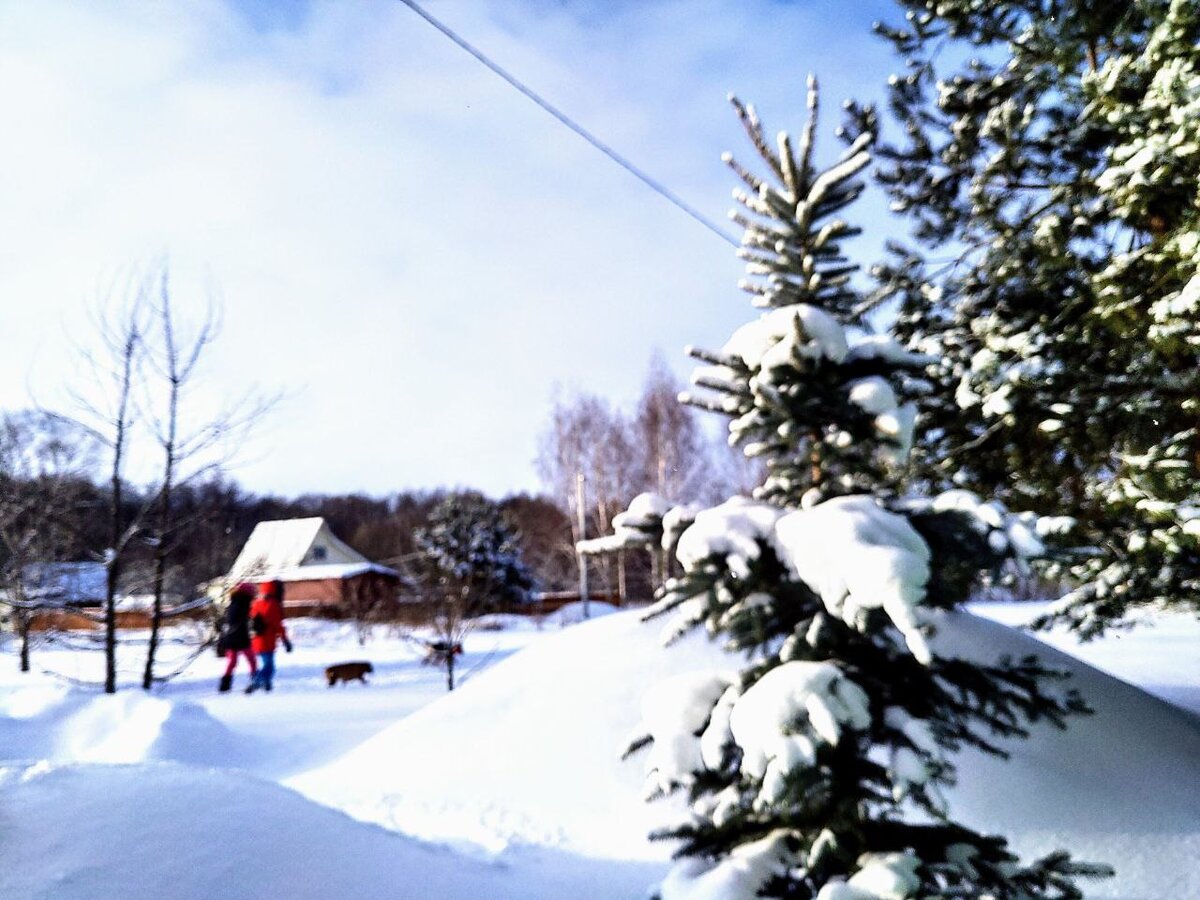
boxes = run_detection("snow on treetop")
[721,303,848,369]
[775,495,934,664]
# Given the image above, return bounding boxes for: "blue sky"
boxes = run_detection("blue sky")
[0,0,903,498]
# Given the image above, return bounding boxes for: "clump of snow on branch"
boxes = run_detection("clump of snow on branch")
[659,830,793,900]
[672,497,785,578]
[729,661,871,806]
[904,489,1076,562]
[722,304,849,370]
[614,492,672,532]
[623,669,736,798]
[655,495,950,664]
[662,503,701,552]
[815,852,922,900]
[577,493,700,557]
[846,377,918,465]
[775,496,933,663]
[577,492,670,556]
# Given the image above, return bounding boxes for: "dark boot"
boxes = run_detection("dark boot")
[218,674,232,693]
[244,682,258,694]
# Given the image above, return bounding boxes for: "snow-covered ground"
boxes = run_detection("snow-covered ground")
[1,601,1197,899]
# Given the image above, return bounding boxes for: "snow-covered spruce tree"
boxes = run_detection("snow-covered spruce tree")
[415,492,534,613]
[622,82,1109,898]
[415,492,534,689]
[860,0,1200,634]
[855,0,1139,511]
[1053,0,1200,632]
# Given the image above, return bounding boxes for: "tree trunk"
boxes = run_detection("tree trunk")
[142,544,167,690]
[143,453,174,691]
[105,338,133,695]
[105,443,123,695]
[617,548,627,605]
[104,553,118,694]
[18,612,30,673]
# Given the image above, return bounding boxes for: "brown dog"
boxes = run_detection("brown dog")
[325,661,373,687]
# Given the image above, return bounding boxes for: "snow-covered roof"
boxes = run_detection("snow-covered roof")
[226,518,369,583]
[271,562,400,583]
[18,562,107,604]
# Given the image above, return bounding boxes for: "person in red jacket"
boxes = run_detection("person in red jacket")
[245,579,292,694]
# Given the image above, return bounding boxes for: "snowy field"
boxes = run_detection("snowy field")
[0,601,1197,899]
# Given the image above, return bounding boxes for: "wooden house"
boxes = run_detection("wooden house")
[219,517,402,617]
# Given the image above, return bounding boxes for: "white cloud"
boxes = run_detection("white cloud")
[0,0,896,497]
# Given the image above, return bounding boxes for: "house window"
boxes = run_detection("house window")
[311,546,328,562]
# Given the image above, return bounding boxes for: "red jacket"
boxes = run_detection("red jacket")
[250,597,288,654]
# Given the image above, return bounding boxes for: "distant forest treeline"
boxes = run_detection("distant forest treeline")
[0,467,582,601]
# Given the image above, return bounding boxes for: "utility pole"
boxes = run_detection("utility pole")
[576,470,589,618]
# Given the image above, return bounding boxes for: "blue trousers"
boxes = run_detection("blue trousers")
[251,651,276,689]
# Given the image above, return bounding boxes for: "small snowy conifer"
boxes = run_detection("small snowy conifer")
[415,493,534,612]
[623,81,1110,899]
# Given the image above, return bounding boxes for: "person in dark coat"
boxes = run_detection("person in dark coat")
[245,579,293,694]
[217,582,258,693]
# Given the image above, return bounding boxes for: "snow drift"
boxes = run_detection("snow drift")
[291,611,733,859]
[0,686,257,769]
[0,762,663,900]
[294,608,1200,898]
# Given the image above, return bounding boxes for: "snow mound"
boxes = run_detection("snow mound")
[291,611,732,859]
[1,688,253,769]
[0,681,72,719]
[0,762,662,900]
[294,608,1200,897]
[933,613,1200,895]
[547,600,620,626]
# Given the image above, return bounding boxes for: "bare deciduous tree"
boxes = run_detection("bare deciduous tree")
[50,264,275,693]
[64,285,148,694]
[536,388,638,599]
[139,265,276,690]
[632,353,708,502]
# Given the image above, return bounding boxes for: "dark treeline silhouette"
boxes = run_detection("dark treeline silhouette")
[0,470,578,602]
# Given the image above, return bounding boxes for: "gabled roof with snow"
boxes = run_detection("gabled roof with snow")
[226,518,370,583]
[272,562,400,583]
[19,562,107,604]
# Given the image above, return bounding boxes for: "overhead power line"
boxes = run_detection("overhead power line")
[395,0,739,247]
